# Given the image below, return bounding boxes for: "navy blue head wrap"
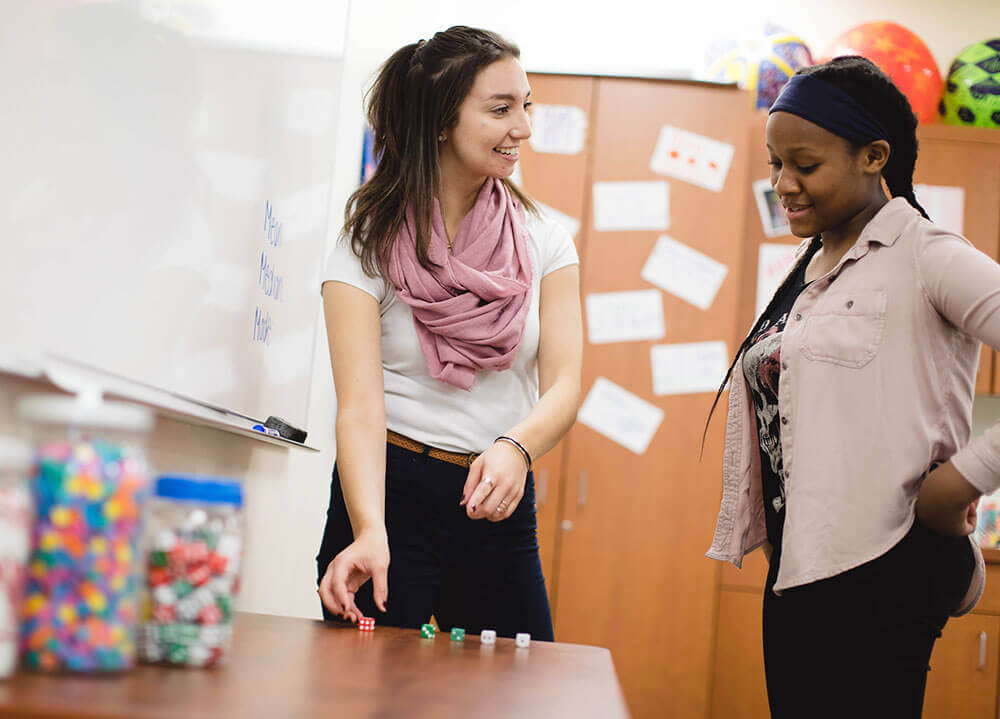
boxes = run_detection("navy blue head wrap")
[769,74,889,145]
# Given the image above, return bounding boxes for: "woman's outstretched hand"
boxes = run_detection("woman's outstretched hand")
[318,528,389,623]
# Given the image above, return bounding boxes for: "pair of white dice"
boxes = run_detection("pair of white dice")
[479,630,530,648]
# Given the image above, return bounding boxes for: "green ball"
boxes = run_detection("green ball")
[939,39,1000,128]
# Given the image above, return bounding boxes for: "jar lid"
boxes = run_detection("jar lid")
[155,475,243,507]
[0,438,32,473]
[17,394,154,433]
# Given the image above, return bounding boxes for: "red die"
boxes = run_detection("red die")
[199,605,223,625]
[207,553,229,575]
[168,545,189,569]
[188,541,209,564]
[189,564,212,587]
[358,617,375,632]
[153,604,176,623]
[148,568,171,587]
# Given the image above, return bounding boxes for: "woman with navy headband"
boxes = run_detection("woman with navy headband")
[706,56,1000,717]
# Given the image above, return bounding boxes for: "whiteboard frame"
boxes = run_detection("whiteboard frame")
[1,354,318,452]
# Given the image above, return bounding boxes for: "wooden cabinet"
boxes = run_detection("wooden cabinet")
[913,124,1000,395]
[924,612,1000,719]
[522,74,1000,719]
[526,76,752,719]
[710,588,769,719]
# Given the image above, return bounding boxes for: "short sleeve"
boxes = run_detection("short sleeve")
[320,236,389,303]
[537,217,579,277]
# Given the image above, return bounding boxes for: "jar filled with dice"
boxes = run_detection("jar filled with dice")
[139,474,243,668]
[0,437,34,678]
[16,393,154,673]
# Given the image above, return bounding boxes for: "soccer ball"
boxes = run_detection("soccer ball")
[824,22,942,124]
[705,23,814,111]
[939,39,1000,129]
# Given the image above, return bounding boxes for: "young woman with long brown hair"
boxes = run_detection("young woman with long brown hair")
[315,27,581,641]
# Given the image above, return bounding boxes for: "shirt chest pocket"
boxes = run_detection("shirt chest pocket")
[799,290,888,368]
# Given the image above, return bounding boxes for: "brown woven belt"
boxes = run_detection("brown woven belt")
[386,430,480,468]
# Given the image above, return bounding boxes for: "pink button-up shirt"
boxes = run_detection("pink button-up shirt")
[708,198,1000,614]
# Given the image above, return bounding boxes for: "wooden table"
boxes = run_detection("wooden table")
[0,612,630,718]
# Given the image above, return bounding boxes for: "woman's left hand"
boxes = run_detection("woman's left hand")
[460,441,529,522]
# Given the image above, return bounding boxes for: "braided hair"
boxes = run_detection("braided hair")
[702,55,929,450]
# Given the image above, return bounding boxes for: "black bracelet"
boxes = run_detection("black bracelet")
[495,435,532,470]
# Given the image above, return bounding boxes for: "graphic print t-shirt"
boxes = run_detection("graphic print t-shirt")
[741,245,816,556]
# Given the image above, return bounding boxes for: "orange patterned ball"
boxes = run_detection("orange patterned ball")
[823,22,942,124]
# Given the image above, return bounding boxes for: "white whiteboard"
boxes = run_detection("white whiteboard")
[1,1,349,431]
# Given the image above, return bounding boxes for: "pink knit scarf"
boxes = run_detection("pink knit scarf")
[387,178,533,390]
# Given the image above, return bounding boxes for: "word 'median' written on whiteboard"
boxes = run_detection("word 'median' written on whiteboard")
[650,341,728,396]
[585,289,665,344]
[528,104,587,155]
[579,377,664,455]
[592,181,670,232]
[640,235,728,311]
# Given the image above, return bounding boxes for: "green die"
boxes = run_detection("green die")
[450,627,465,642]
[169,644,188,664]
[420,623,435,638]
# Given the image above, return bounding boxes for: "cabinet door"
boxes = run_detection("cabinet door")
[923,613,999,719]
[518,74,596,604]
[532,442,564,597]
[552,77,752,719]
[913,126,1000,396]
[710,589,770,719]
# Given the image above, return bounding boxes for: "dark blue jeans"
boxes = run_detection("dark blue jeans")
[316,442,554,641]
[762,517,975,718]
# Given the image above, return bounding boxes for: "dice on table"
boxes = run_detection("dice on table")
[450,627,465,642]
[515,633,530,648]
[358,617,375,632]
[480,629,496,645]
[420,623,436,638]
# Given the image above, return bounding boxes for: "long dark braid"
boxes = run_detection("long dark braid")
[702,55,929,451]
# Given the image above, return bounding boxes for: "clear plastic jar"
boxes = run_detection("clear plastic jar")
[0,438,33,678]
[16,393,153,673]
[140,475,243,668]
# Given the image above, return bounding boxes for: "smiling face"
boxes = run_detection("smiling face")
[438,56,532,187]
[765,111,886,239]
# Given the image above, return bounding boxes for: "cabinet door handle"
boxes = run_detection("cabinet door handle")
[577,471,588,511]
[560,519,574,532]
[536,469,548,508]
[979,631,987,671]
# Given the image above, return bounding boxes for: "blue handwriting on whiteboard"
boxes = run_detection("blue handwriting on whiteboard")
[258,251,283,301]
[253,306,272,345]
[264,201,282,247]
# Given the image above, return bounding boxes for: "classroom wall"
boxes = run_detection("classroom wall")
[4,1,999,621]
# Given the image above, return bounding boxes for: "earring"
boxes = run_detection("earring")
[438,134,445,142]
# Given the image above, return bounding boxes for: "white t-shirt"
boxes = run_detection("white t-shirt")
[321,213,579,453]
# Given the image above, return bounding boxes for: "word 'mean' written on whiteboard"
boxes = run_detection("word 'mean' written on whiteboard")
[265,201,283,247]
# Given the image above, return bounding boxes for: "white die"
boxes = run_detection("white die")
[480,629,496,645]
[515,633,530,648]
